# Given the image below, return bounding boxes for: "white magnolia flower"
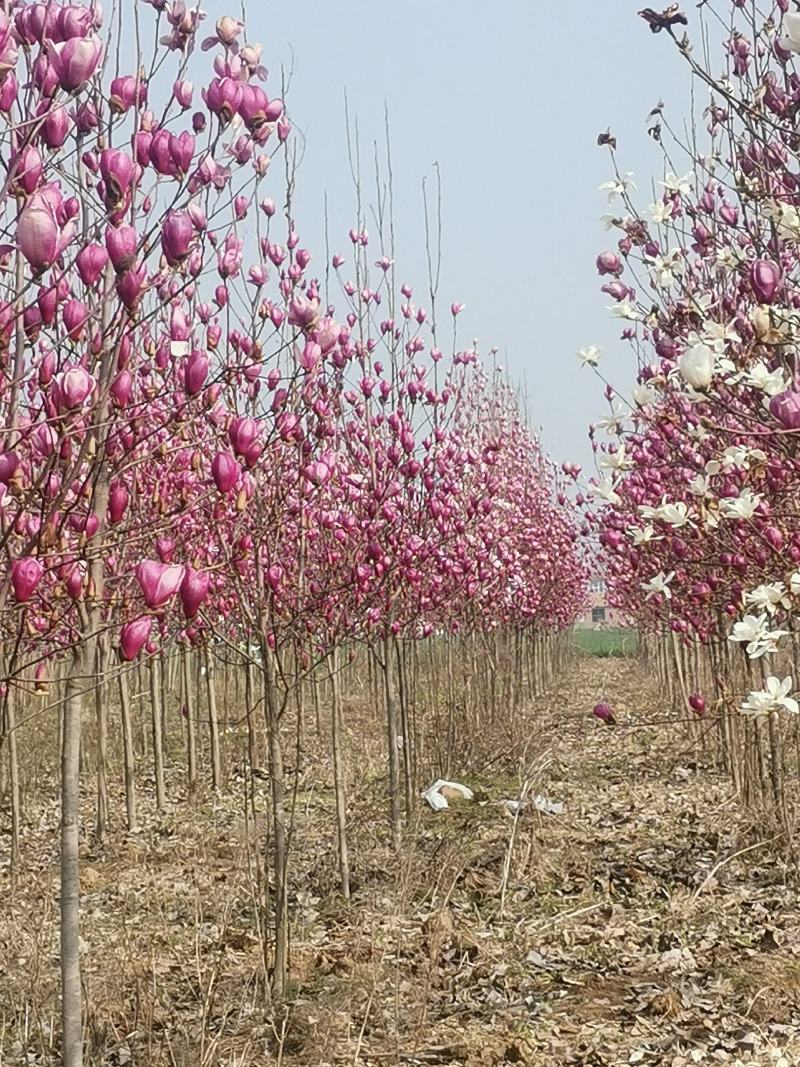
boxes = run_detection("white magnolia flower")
[577,345,602,368]
[600,213,627,231]
[721,445,767,471]
[678,343,715,390]
[729,613,788,659]
[744,582,790,616]
[775,202,800,240]
[598,445,632,472]
[628,524,661,546]
[719,489,762,520]
[715,246,740,270]
[599,173,636,202]
[688,423,710,443]
[650,200,673,225]
[701,319,741,349]
[589,479,621,505]
[779,12,800,55]
[632,383,657,407]
[791,571,800,596]
[660,172,692,196]
[638,503,659,521]
[744,362,788,397]
[654,500,692,528]
[596,402,627,435]
[649,250,683,289]
[741,676,799,718]
[609,300,641,322]
[642,571,675,600]
[688,474,714,498]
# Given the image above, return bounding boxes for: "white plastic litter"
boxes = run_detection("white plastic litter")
[502,794,565,817]
[533,794,565,815]
[422,779,474,811]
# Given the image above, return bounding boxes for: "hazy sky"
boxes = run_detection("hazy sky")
[203,0,692,472]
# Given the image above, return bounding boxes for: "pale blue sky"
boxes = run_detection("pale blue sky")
[203,0,691,471]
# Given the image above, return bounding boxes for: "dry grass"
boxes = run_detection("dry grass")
[2,656,800,1065]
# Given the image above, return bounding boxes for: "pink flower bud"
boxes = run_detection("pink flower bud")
[55,366,95,410]
[229,416,259,456]
[769,389,800,429]
[76,242,109,286]
[185,350,209,395]
[688,692,705,715]
[596,251,623,277]
[47,34,103,92]
[11,557,43,603]
[152,540,173,565]
[750,259,782,304]
[0,452,19,484]
[120,616,152,661]
[17,186,75,271]
[110,369,133,407]
[11,145,43,195]
[211,451,240,493]
[180,567,211,619]
[110,74,147,114]
[105,224,138,272]
[173,79,193,108]
[592,701,616,725]
[108,481,129,524]
[62,298,89,340]
[135,560,186,609]
[161,211,194,266]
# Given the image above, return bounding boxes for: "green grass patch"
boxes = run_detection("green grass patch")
[572,628,638,657]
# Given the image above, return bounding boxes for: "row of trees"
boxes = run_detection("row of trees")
[0,2,587,1060]
[587,2,800,810]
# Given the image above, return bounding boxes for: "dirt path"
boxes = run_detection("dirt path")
[2,654,800,1066]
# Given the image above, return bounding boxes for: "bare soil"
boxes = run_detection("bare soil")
[2,655,800,1066]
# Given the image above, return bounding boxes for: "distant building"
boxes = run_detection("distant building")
[575,574,624,629]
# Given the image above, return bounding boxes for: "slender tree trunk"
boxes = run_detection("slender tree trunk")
[94,637,109,842]
[204,646,221,790]
[150,656,166,810]
[262,644,288,997]
[381,638,402,850]
[182,646,197,791]
[61,650,86,1067]
[4,685,21,868]
[330,648,351,898]
[118,665,137,831]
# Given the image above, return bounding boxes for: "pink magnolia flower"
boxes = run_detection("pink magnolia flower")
[11,558,44,603]
[161,211,194,266]
[211,451,240,493]
[47,34,103,91]
[55,366,95,410]
[135,561,186,609]
[120,616,152,661]
[17,186,75,271]
[592,702,616,725]
[180,568,211,619]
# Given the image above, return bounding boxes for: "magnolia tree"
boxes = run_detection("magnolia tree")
[582,1,800,803]
[0,0,587,1057]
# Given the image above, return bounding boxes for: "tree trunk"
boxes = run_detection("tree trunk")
[262,644,289,997]
[381,638,402,850]
[118,665,137,831]
[94,637,109,842]
[61,650,85,1067]
[329,648,351,898]
[204,646,221,790]
[182,646,197,791]
[150,655,166,810]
